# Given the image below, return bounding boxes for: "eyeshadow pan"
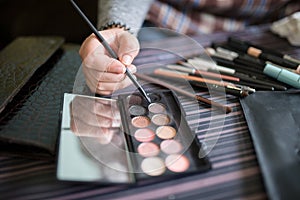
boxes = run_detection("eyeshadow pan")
[156,126,176,139]
[141,157,166,176]
[137,142,160,157]
[148,103,166,113]
[152,114,170,126]
[127,94,143,105]
[148,93,161,102]
[134,128,155,142]
[129,105,146,116]
[160,139,182,154]
[131,116,150,128]
[165,154,190,173]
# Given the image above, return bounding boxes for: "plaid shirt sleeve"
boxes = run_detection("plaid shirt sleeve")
[146,0,300,34]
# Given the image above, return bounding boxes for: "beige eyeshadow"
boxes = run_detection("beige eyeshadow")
[156,126,176,139]
[160,139,182,154]
[137,142,160,157]
[165,154,190,173]
[134,128,155,142]
[148,103,166,113]
[141,157,166,176]
[131,116,150,128]
[152,114,170,126]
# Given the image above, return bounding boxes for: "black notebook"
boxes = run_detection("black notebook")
[240,90,300,200]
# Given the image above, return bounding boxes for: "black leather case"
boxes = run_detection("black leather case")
[0,37,81,158]
[240,90,300,199]
[0,36,64,112]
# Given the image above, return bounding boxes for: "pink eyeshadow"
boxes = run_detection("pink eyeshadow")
[137,142,160,157]
[160,140,182,154]
[134,128,155,142]
[165,154,190,173]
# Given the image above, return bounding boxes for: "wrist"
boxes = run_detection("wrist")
[99,21,131,32]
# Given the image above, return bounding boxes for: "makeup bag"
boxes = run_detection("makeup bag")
[0,36,82,159]
[240,90,300,199]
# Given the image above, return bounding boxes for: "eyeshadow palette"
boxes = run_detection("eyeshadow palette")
[118,90,211,181]
[57,91,210,184]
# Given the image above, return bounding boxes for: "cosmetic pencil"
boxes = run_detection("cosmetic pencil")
[237,80,275,91]
[166,64,240,82]
[70,0,151,103]
[228,36,300,65]
[153,68,233,87]
[227,37,300,71]
[213,47,266,68]
[186,58,236,74]
[189,80,249,98]
[178,58,234,74]
[234,72,287,90]
[263,62,300,89]
[185,70,272,90]
[210,56,266,76]
[135,73,232,113]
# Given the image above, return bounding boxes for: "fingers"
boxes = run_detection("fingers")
[79,29,140,95]
[83,64,137,95]
[117,31,140,65]
[83,51,126,73]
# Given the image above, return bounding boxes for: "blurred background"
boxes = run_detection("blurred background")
[0,0,97,50]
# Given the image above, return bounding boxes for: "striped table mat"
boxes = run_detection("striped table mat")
[1,25,298,200]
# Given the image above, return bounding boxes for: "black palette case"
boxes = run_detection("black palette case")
[57,90,211,184]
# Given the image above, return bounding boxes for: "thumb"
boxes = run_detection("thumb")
[117,31,140,66]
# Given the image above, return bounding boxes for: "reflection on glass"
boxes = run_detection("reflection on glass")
[70,95,121,143]
[57,94,133,183]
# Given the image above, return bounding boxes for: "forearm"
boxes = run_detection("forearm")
[97,0,153,35]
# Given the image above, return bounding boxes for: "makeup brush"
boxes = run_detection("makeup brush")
[70,0,152,103]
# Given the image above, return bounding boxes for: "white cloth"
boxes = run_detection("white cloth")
[271,12,300,46]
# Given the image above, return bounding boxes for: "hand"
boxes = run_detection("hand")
[70,95,121,144]
[79,28,140,95]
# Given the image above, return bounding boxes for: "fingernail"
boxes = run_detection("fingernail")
[122,55,133,65]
